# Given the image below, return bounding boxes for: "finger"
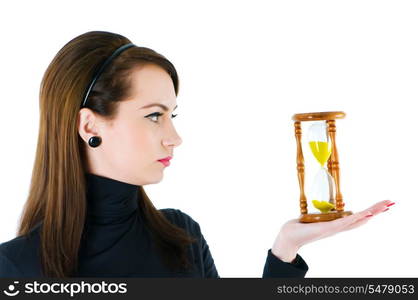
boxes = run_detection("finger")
[344,201,394,230]
[343,216,371,231]
[344,200,393,223]
[361,200,393,215]
[325,209,373,232]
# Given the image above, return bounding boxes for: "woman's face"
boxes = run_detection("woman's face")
[78,64,182,186]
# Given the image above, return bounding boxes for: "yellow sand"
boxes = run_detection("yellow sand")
[309,141,332,167]
[312,200,335,213]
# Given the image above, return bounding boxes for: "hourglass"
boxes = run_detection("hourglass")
[292,111,352,223]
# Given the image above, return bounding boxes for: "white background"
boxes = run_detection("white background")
[1,0,417,277]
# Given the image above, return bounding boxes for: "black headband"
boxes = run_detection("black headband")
[81,43,136,108]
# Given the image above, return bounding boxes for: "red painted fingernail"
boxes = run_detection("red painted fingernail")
[386,202,395,207]
[366,214,373,217]
[383,208,389,212]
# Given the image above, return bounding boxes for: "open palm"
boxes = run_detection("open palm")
[272,200,394,262]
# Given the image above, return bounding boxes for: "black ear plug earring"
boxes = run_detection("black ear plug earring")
[88,136,102,148]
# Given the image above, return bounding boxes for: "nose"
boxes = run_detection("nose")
[162,123,182,148]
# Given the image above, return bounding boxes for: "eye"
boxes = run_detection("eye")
[146,112,162,123]
[146,112,178,123]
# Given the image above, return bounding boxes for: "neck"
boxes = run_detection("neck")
[85,173,141,225]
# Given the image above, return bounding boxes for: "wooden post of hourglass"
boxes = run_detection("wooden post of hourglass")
[294,121,307,215]
[326,119,345,212]
[292,111,352,223]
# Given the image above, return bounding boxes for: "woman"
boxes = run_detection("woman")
[0,31,394,278]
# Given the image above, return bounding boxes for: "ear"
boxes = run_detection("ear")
[77,108,100,143]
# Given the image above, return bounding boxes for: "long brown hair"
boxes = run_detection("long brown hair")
[17,31,197,277]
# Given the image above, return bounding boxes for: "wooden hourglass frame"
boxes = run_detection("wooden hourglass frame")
[292,111,352,223]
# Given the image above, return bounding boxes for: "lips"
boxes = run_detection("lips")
[158,156,172,167]
[158,156,172,162]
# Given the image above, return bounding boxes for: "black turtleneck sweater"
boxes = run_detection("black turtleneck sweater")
[0,173,308,277]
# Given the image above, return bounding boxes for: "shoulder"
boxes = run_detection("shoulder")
[159,208,202,238]
[0,235,29,276]
[0,223,41,254]
[0,234,32,258]
[0,224,42,277]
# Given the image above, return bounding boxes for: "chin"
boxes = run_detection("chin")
[155,175,164,183]
[147,173,164,185]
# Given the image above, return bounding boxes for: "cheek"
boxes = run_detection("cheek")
[105,121,159,166]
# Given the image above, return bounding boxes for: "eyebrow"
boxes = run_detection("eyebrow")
[139,103,178,111]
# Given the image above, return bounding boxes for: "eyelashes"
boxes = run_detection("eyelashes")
[145,112,178,123]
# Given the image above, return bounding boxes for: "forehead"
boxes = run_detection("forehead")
[127,64,176,106]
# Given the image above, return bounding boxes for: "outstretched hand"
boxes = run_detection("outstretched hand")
[272,200,395,262]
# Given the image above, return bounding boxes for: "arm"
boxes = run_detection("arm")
[201,234,308,278]
[186,210,307,278]
[262,223,308,277]
[262,248,309,278]
[200,228,308,278]
[263,200,393,277]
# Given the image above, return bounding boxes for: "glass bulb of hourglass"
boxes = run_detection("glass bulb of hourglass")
[308,122,331,167]
[310,170,336,213]
[307,122,336,213]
